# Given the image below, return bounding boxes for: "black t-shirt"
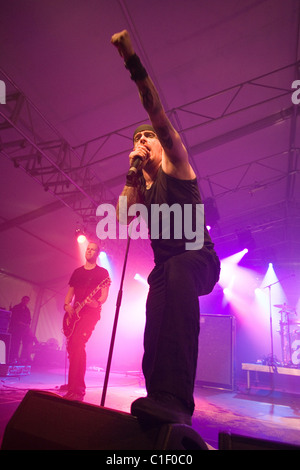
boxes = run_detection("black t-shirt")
[143,167,215,264]
[69,265,111,307]
[10,303,31,330]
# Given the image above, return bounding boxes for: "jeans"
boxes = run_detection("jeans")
[66,309,100,395]
[142,248,220,413]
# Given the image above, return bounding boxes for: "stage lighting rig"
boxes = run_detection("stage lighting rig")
[75,227,87,244]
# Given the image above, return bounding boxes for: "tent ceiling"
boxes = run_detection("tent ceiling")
[0,0,299,290]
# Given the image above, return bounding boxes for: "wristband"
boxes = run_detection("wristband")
[125,54,148,81]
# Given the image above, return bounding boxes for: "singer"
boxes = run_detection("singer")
[112,30,220,426]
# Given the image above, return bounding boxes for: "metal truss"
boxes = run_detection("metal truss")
[0,62,299,227]
[0,69,111,224]
[73,61,299,198]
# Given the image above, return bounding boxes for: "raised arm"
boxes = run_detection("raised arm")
[111,30,195,180]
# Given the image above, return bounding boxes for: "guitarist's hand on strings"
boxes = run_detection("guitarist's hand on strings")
[64,304,74,315]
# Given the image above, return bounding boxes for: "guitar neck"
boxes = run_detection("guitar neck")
[75,277,110,314]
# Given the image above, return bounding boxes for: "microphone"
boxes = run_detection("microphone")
[126,155,143,184]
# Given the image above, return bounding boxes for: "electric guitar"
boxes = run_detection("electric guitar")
[63,277,111,339]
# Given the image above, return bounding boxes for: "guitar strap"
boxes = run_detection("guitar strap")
[83,273,95,302]
[78,273,111,311]
[79,270,100,307]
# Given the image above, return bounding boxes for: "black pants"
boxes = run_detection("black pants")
[142,248,220,414]
[66,309,100,395]
[9,325,34,363]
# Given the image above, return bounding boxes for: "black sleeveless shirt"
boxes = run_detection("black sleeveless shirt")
[143,167,215,264]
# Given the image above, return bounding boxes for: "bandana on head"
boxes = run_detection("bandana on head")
[133,124,156,142]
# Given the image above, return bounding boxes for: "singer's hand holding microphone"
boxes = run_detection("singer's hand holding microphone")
[126,145,149,187]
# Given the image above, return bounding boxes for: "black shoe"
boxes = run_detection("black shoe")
[131,393,192,426]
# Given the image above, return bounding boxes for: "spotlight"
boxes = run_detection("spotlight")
[223,287,233,299]
[260,262,287,305]
[221,248,249,265]
[99,251,107,260]
[134,273,148,285]
[98,250,111,274]
[75,228,87,244]
[77,234,87,244]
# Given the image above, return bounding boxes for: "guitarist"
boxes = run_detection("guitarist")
[63,241,111,401]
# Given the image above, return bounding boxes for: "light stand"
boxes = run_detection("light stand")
[264,280,280,368]
[263,273,295,367]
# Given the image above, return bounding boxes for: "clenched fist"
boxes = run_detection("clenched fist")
[111,29,135,61]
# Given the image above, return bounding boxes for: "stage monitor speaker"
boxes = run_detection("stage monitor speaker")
[196,314,235,390]
[1,390,208,450]
[218,432,300,450]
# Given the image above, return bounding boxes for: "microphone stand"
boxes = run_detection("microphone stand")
[263,273,294,368]
[100,230,132,407]
[264,280,280,368]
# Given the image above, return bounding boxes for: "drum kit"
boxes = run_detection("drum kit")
[274,303,300,367]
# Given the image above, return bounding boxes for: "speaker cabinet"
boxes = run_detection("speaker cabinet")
[196,314,235,390]
[1,390,208,450]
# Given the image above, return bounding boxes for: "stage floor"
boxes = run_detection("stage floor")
[1,365,300,450]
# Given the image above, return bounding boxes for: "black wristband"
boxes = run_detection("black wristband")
[125,54,148,81]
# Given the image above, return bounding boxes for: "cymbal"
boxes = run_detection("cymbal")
[273,304,296,312]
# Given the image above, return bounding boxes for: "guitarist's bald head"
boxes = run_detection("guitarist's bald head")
[87,240,101,254]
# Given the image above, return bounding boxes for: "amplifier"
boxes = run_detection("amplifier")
[196,314,235,390]
[0,309,11,333]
